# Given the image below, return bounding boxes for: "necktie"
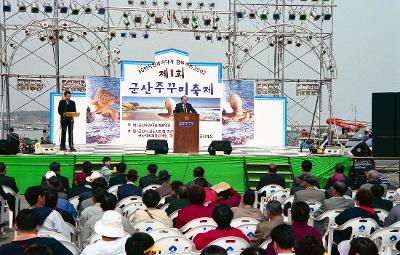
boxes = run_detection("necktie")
[183,104,186,113]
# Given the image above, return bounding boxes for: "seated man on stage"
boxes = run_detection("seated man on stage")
[173,95,197,114]
[58,91,76,151]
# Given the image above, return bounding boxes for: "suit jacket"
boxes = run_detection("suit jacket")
[256,173,285,190]
[139,174,159,189]
[67,185,91,199]
[117,183,142,201]
[293,188,325,203]
[174,103,197,114]
[313,197,355,234]
[251,216,284,246]
[109,174,127,187]
[58,99,76,119]
[41,174,70,191]
[372,198,393,212]
[0,174,18,193]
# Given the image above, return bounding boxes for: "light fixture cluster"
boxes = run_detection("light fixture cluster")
[236,7,331,21]
[2,1,106,15]
[127,0,216,8]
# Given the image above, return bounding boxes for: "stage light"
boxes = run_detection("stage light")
[310,9,321,21]
[24,29,31,36]
[95,2,105,14]
[38,32,46,41]
[152,0,158,6]
[209,1,215,8]
[124,19,130,26]
[109,30,116,38]
[327,59,334,70]
[43,1,53,13]
[216,33,222,41]
[155,14,162,23]
[295,38,301,47]
[140,0,146,6]
[249,8,257,19]
[67,34,75,42]
[176,0,182,7]
[212,23,218,30]
[70,1,80,15]
[260,9,268,20]
[83,4,92,14]
[134,14,142,23]
[206,33,212,41]
[182,15,190,24]
[268,38,274,47]
[286,37,293,44]
[214,14,220,22]
[198,1,204,8]
[3,0,11,12]
[273,8,281,20]
[323,10,332,20]
[82,31,87,37]
[112,47,120,54]
[9,43,16,48]
[121,32,127,37]
[48,33,55,41]
[194,33,201,40]
[59,1,68,13]
[203,15,211,26]
[299,10,306,20]
[321,47,327,55]
[114,57,122,64]
[128,0,134,4]
[62,22,69,28]
[143,32,149,39]
[18,0,26,12]
[130,32,137,38]
[236,9,246,19]
[31,2,39,13]
[58,32,64,40]
[288,9,296,20]
[307,34,312,41]
[186,0,192,8]
[41,21,49,28]
[163,0,169,6]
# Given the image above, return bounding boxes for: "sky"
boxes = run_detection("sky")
[3,0,400,125]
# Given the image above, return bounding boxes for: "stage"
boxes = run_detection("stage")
[0,145,352,193]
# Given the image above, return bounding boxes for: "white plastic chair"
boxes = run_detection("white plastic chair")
[326,217,379,255]
[159,196,167,206]
[256,184,284,208]
[169,209,180,221]
[309,209,344,229]
[122,202,147,217]
[38,230,72,243]
[306,201,322,215]
[2,185,20,228]
[143,184,161,193]
[59,240,80,255]
[385,190,397,201]
[184,225,216,240]
[282,195,294,206]
[209,237,250,253]
[89,234,102,245]
[161,203,169,211]
[237,223,258,240]
[68,195,79,211]
[155,236,194,254]
[259,238,272,249]
[231,217,260,228]
[133,219,167,232]
[118,195,143,209]
[179,217,217,233]
[390,221,400,228]
[172,252,200,255]
[264,189,291,204]
[375,209,389,223]
[150,228,183,241]
[107,184,122,196]
[369,227,400,252]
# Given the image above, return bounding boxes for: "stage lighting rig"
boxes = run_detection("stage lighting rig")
[18,0,27,12]
[143,32,149,39]
[273,8,281,20]
[288,9,296,20]
[59,1,68,13]
[299,10,306,20]
[236,9,246,19]
[203,15,211,26]
[95,2,105,14]
[249,9,257,19]
[194,33,201,40]
[31,1,39,13]
[260,9,268,20]
[38,32,46,41]
[70,1,80,15]
[176,0,182,7]
[182,15,190,25]
[84,4,92,14]
[310,9,321,21]
[3,0,11,12]
[134,13,142,23]
[155,14,162,24]
[186,0,192,8]
[323,10,332,20]
[43,1,53,13]
[67,34,75,42]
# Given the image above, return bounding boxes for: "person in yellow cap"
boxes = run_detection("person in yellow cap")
[125,232,162,255]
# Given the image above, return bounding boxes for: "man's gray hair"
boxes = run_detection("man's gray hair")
[367,170,379,181]
[265,200,283,215]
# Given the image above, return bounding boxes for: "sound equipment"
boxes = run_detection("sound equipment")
[351,141,372,157]
[372,93,397,136]
[208,140,232,155]
[373,136,396,157]
[0,139,18,155]
[146,139,169,154]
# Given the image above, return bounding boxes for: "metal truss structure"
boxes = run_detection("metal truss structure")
[0,0,337,144]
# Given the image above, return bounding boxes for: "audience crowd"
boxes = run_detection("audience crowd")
[0,158,396,255]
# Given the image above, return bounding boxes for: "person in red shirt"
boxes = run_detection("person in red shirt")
[208,182,241,209]
[175,185,213,229]
[195,177,217,204]
[193,204,250,250]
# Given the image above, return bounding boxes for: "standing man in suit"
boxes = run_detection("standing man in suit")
[174,95,197,114]
[0,162,18,217]
[257,164,286,190]
[58,91,76,151]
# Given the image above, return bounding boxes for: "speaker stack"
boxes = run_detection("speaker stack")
[372,93,400,157]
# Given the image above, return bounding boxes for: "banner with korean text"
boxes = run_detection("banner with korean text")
[120,49,223,147]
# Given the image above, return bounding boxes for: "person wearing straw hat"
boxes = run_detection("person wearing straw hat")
[81,210,128,255]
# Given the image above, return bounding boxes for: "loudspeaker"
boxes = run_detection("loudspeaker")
[372,136,396,157]
[372,93,397,136]
[146,139,168,154]
[0,139,18,155]
[208,140,232,155]
[351,141,372,157]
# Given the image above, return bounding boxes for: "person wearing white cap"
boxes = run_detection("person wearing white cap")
[81,210,128,255]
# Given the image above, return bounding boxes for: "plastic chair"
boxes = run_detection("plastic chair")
[161,203,169,211]
[231,217,260,228]
[390,221,400,228]
[65,222,76,242]
[326,217,379,255]
[263,189,291,207]
[282,195,294,206]
[369,227,400,252]
[209,237,250,253]
[375,209,389,223]
[150,227,183,241]
[133,219,167,232]
[309,209,344,228]
[68,195,79,211]
[184,225,216,240]
[117,195,143,209]
[88,234,102,245]
[169,210,180,221]
[385,190,397,201]
[122,202,147,218]
[256,184,284,208]
[179,217,217,233]
[159,196,167,206]
[59,240,80,255]
[2,185,20,228]
[155,236,194,254]
[38,230,72,243]
[237,223,258,240]
[143,184,161,193]
[259,238,272,249]
[306,201,322,215]
[107,184,122,196]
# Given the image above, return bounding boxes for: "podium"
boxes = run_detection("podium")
[174,113,199,153]
[64,112,80,118]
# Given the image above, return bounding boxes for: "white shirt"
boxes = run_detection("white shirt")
[80,203,102,226]
[81,235,128,255]
[132,208,173,227]
[39,210,70,239]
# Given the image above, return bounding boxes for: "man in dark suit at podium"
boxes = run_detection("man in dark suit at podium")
[174,95,197,114]
[58,91,76,151]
